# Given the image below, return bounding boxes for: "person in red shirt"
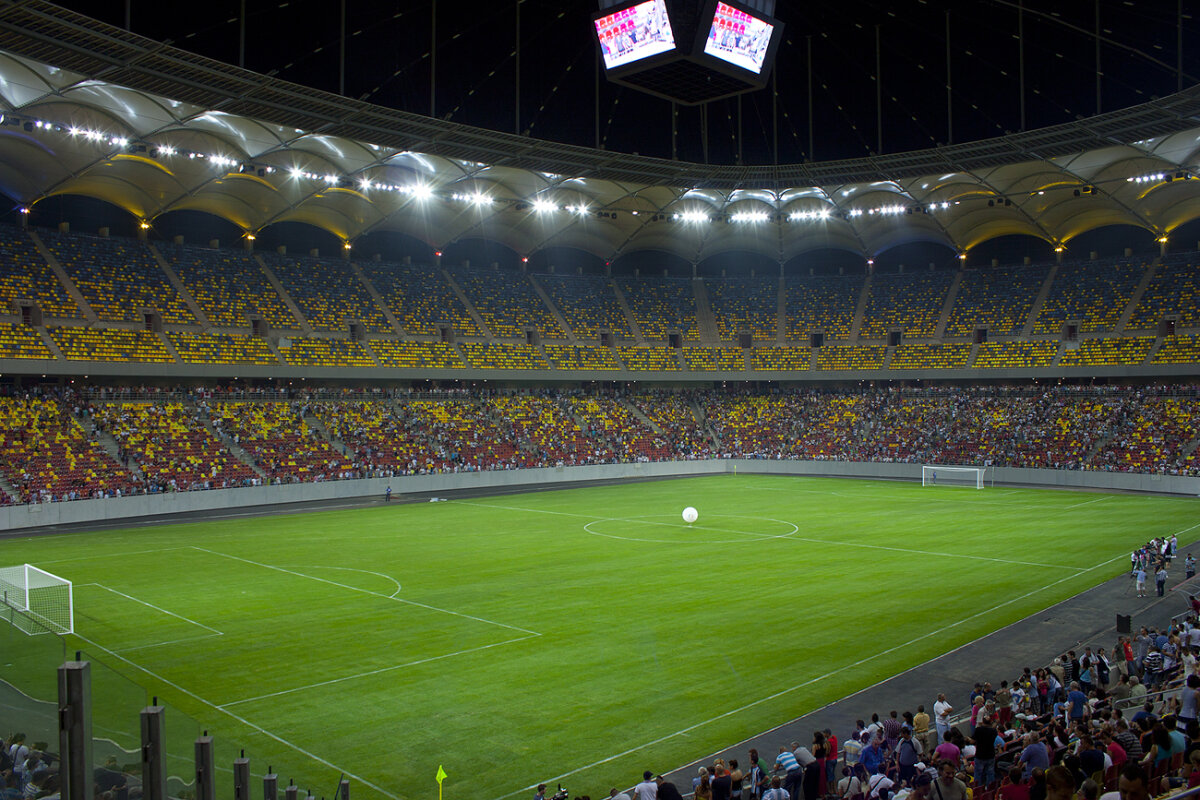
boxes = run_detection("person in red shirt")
[997,766,1030,800]
[1101,730,1127,771]
[824,729,839,790]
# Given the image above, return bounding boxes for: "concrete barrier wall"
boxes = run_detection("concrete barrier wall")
[1,459,1195,532]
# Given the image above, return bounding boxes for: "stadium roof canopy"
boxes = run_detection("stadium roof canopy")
[3,0,1200,262]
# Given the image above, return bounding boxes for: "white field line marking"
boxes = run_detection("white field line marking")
[219,632,540,708]
[67,632,401,800]
[84,583,224,634]
[37,546,194,565]
[741,484,1108,508]
[190,546,539,636]
[488,545,1141,800]
[288,564,403,598]
[112,633,224,654]
[1064,497,1109,510]
[454,500,1075,570]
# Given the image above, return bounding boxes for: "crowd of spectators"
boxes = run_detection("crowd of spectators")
[0,383,1198,504]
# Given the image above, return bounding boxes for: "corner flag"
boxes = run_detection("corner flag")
[436,766,448,785]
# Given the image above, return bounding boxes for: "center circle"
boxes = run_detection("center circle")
[583,513,799,544]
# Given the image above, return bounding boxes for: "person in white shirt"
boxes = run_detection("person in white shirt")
[934,694,954,743]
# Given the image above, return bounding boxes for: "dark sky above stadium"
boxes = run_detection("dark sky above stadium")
[43,1,1200,166]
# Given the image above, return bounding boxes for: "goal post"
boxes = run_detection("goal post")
[0,564,73,635]
[921,465,988,489]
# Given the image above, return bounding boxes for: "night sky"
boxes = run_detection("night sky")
[46,1,1200,166]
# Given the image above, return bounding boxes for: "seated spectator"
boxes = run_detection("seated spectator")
[998,767,1029,800]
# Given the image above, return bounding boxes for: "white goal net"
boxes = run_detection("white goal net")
[921,465,988,489]
[0,564,73,635]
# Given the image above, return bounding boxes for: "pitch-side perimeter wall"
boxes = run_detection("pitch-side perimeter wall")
[1,460,1196,532]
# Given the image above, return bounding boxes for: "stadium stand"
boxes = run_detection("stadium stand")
[750,346,811,371]
[563,396,673,461]
[944,264,1050,337]
[276,337,376,367]
[90,401,257,490]
[0,224,81,319]
[1092,396,1200,474]
[620,346,681,371]
[889,343,974,370]
[164,244,298,330]
[43,231,195,324]
[617,275,699,340]
[168,332,279,365]
[265,254,391,333]
[50,327,173,362]
[1152,335,1200,365]
[973,341,1059,369]
[536,274,633,340]
[359,261,480,337]
[683,347,745,371]
[308,401,434,475]
[543,343,622,371]
[1034,259,1145,334]
[0,395,137,502]
[0,323,52,360]
[1058,337,1156,367]
[627,391,712,458]
[461,342,550,369]
[450,269,564,339]
[815,345,887,370]
[1129,256,1200,330]
[370,340,465,369]
[859,270,955,339]
[207,401,351,482]
[785,273,861,341]
[404,399,523,469]
[707,276,778,341]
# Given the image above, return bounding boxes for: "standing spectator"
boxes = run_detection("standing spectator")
[1157,564,1169,597]
[824,729,839,791]
[1187,554,1196,580]
[634,771,659,800]
[711,766,732,800]
[842,732,863,771]
[914,706,933,753]
[896,729,921,784]
[774,747,802,800]
[934,694,954,744]
[973,715,999,787]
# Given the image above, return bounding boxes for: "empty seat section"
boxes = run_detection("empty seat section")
[1034,259,1144,334]
[889,343,973,369]
[816,345,885,370]
[1128,257,1200,330]
[0,225,81,318]
[277,337,376,367]
[707,276,777,340]
[683,347,744,371]
[537,274,632,340]
[751,346,810,371]
[461,342,549,369]
[617,275,698,340]
[945,264,1048,337]
[0,323,52,359]
[451,269,563,338]
[1058,336,1154,366]
[51,327,173,362]
[370,340,465,369]
[360,261,478,337]
[44,231,194,323]
[168,332,279,365]
[165,244,296,329]
[543,344,621,370]
[1152,335,1200,365]
[859,271,954,339]
[785,274,861,341]
[266,255,390,332]
[619,346,680,371]
[973,341,1058,369]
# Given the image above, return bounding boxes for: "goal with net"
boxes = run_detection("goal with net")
[921,465,989,489]
[0,564,73,635]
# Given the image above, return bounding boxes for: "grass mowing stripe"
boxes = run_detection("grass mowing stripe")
[86,583,225,634]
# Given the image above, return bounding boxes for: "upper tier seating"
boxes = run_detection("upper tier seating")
[451,270,563,339]
[0,323,52,360]
[620,346,681,371]
[889,343,973,370]
[1128,256,1200,330]
[785,274,861,341]
[0,396,136,502]
[265,255,391,333]
[0,225,81,318]
[707,276,778,341]
[164,244,297,330]
[815,345,886,370]
[51,327,173,362]
[617,275,699,340]
[536,274,632,340]
[461,342,549,369]
[1057,336,1155,366]
[92,402,256,489]
[168,332,279,365]
[945,264,1049,337]
[44,231,194,323]
[751,346,811,371]
[277,337,376,367]
[1152,335,1200,365]
[370,341,465,369]
[207,402,350,482]
[1034,259,1144,334]
[543,344,622,371]
[859,270,955,339]
[973,341,1058,369]
[359,261,479,337]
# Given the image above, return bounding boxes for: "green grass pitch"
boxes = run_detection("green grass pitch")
[1,474,1197,800]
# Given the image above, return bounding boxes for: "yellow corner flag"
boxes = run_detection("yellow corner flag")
[436,765,448,800]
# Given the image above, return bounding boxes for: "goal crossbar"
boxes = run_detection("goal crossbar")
[922,465,988,489]
[0,564,74,635]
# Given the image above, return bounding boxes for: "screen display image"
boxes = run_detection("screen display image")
[703,2,775,74]
[594,0,676,70]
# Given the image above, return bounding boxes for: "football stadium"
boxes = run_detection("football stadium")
[0,3,1199,800]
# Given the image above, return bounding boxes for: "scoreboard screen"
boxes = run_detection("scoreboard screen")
[702,1,775,75]
[594,0,677,70]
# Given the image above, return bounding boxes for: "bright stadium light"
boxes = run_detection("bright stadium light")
[730,211,769,223]
[675,210,709,224]
[532,199,557,214]
[410,183,434,200]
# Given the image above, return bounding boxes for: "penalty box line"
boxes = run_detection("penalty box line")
[453,500,1076,571]
[490,546,1139,800]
